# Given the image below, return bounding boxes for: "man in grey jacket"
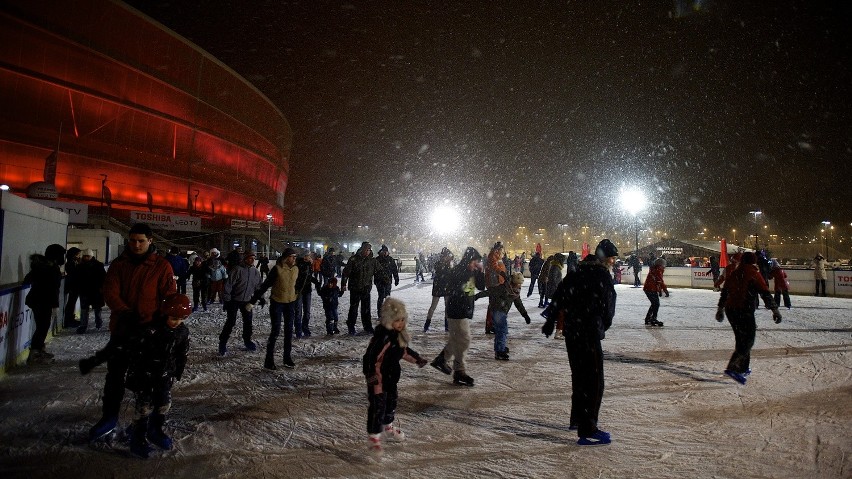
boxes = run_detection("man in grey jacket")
[341,241,383,335]
[219,250,262,355]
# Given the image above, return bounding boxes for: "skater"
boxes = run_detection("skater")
[362,297,428,455]
[542,239,619,446]
[76,249,106,334]
[318,277,343,335]
[219,250,263,355]
[165,247,189,295]
[812,253,828,296]
[526,251,544,298]
[628,254,643,287]
[251,248,299,370]
[484,242,508,335]
[374,245,400,316]
[643,258,669,327]
[479,272,531,360]
[123,293,191,458]
[63,247,82,329]
[187,256,209,311]
[424,247,453,332]
[715,252,782,385]
[89,223,176,442]
[430,247,485,386]
[24,244,66,364]
[206,249,227,304]
[769,260,791,309]
[341,242,381,335]
[536,254,554,308]
[295,251,320,338]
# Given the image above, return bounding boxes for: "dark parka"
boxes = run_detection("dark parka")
[77,257,107,308]
[374,254,400,288]
[553,255,616,340]
[341,246,382,293]
[362,324,423,386]
[24,253,64,309]
[445,250,486,319]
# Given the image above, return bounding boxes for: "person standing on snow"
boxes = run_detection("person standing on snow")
[430,247,485,387]
[812,253,828,296]
[251,248,298,370]
[424,247,453,332]
[342,242,382,335]
[76,249,106,334]
[715,252,782,385]
[219,250,263,355]
[769,260,791,309]
[294,251,320,338]
[628,254,643,287]
[24,244,66,363]
[477,271,531,360]
[374,245,400,316]
[643,258,669,327]
[543,239,619,446]
[89,223,176,442]
[527,251,544,299]
[362,298,427,456]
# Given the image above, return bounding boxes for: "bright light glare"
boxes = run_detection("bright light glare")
[620,187,647,216]
[430,206,460,234]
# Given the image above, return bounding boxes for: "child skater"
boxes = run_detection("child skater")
[318,276,343,335]
[477,272,531,360]
[124,293,191,458]
[362,297,427,456]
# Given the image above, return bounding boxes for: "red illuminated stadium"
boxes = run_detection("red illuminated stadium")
[0,0,290,227]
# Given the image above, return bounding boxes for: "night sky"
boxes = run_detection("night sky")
[125,0,851,249]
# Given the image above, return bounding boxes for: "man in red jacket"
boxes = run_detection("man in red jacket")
[89,223,176,441]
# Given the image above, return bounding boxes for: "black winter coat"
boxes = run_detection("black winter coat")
[445,264,486,319]
[24,254,63,309]
[553,256,616,340]
[125,322,190,393]
[362,325,421,386]
[77,258,106,307]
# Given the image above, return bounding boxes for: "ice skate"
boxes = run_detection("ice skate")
[577,430,611,446]
[147,414,173,450]
[382,424,405,442]
[368,433,383,457]
[494,351,510,361]
[430,354,452,375]
[89,415,118,442]
[724,369,747,385]
[453,371,474,386]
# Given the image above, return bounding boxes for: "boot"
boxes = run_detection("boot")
[264,352,277,370]
[382,423,405,441]
[453,370,474,387]
[89,415,118,441]
[129,417,154,458]
[79,356,98,375]
[430,353,452,375]
[368,433,383,456]
[147,413,173,450]
[423,318,431,332]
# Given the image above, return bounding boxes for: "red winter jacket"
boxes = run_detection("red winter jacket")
[719,263,773,311]
[103,249,176,333]
[643,265,668,295]
[770,267,789,292]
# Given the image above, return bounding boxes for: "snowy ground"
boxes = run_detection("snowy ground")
[1,273,851,479]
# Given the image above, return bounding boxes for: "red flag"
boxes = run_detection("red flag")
[720,239,729,268]
[535,243,542,255]
[582,242,590,259]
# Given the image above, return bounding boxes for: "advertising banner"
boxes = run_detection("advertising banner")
[691,267,716,289]
[31,199,88,224]
[130,211,201,231]
[835,271,852,296]
[0,285,33,371]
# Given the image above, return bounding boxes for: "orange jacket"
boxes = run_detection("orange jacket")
[643,265,668,294]
[103,250,176,333]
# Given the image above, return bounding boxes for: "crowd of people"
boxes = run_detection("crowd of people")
[24,225,839,458]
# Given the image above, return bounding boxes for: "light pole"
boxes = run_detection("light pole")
[732,228,737,244]
[749,210,762,248]
[557,223,568,252]
[266,213,273,258]
[620,187,647,256]
[821,220,830,256]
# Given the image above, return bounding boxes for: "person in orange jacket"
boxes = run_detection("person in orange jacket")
[643,258,668,327]
[769,259,791,309]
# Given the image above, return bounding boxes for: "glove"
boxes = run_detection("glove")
[772,308,782,324]
[523,315,531,325]
[715,307,725,322]
[541,319,555,338]
[243,303,254,312]
[664,291,670,298]
[415,357,427,368]
[257,297,267,308]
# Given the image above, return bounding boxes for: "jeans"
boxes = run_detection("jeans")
[347,290,373,333]
[220,302,254,346]
[644,291,660,323]
[77,295,103,332]
[774,290,791,309]
[294,292,312,336]
[376,282,392,315]
[492,310,509,353]
[324,305,339,334]
[268,300,295,362]
[367,383,398,435]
